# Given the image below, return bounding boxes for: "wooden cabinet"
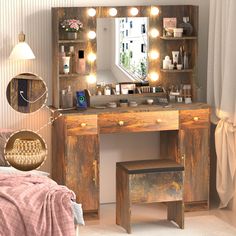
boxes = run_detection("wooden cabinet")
[52,114,99,217]
[160,108,210,210]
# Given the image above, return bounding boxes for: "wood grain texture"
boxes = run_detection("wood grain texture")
[66,114,98,135]
[167,201,184,229]
[116,165,131,234]
[99,111,179,134]
[52,115,66,185]
[179,128,209,203]
[65,134,99,213]
[130,172,183,203]
[7,78,47,113]
[180,109,210,129]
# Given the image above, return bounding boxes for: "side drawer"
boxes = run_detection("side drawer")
[99,111,179,134]
[180,109,210,129]
[66,115,98,135]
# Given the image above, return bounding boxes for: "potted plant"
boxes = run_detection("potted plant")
[60,18,83,40]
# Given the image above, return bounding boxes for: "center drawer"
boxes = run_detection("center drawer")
[99,111,179,134]
[66,115,98,135]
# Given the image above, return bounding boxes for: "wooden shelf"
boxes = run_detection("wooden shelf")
[160,69,193,73]
[160,36,197,40]
[59,73,88,78]
[58,39,85,44]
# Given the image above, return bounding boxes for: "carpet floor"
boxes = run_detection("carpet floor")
[79,203,236,236]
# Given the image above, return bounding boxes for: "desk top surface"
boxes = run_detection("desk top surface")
[56,103,210,116]
[116,159,184,174]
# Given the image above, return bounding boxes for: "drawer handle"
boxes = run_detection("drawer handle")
[156,119,162,123]
[118,121,124,126]
[80,123,87,127]
[93,160,98,186]
[193,117,199,121]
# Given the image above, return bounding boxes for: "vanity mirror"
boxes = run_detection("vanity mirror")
[97,17,148,84]
[52,5,198,108]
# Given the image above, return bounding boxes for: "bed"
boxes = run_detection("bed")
[0,130,84,236]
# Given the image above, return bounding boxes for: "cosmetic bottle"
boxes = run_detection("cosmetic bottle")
[68,46,76,73]
[62,56,70,74]
[76,50,86,74]
[59,45,66,74]
[66,85,73,108]
[60,89,67,108]
[183,52,189,69]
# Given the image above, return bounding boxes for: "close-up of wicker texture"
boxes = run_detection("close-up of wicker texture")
[5,138,47,171]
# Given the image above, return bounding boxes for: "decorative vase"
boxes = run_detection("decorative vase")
[178,17,193,36]
[66,31,78,40]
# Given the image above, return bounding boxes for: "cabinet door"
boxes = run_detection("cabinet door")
[65,134,99,212]
[179,128,209,203]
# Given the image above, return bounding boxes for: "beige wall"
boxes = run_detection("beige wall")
[0,0,210,203]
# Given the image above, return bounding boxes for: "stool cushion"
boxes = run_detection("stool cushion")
[116,159,184,174]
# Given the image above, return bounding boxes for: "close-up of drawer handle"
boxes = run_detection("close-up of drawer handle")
[93,160,98,185]
[80,122,87,127]
[193,117,199,121]
[118,121,124,126]
[156,119,162,123]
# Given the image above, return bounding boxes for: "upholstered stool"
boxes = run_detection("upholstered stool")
[116,159,184,234]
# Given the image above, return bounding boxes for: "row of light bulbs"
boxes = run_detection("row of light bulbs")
[87,6,159,17]
[87,6,160,83]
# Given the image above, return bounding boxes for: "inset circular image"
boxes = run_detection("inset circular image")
[6,73,48,113]
[4,130,47,171]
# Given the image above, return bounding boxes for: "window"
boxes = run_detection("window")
[141,44,146,53]
[141,24,146,34]
[130,21,133,28]
[117,17,148,81]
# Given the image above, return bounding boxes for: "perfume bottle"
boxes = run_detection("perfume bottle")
[68,46,76,73]
[178,17,193,36]
[59,45,66,74]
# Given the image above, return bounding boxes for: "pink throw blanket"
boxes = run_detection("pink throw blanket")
[0,173,76,236]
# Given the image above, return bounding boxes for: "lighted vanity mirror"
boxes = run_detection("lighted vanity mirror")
[96,17,148,84]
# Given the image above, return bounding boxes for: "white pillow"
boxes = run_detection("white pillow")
[0,166,50,177]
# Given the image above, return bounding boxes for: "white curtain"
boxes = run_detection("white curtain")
[207,0,236,208]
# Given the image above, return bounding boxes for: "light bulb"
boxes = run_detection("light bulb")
[87,53,96,62]
[150,28,160,38]
[88,31,96,39]
[130,7,139,16]
[87,8,96,17]
[149,72,159,81]
[151,7,159,16]
[87,74,96,84]
[109,8,118,16]
[149,50,160,60]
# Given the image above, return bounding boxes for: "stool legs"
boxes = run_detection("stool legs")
[116,167,131,233]
[167,201,184,229]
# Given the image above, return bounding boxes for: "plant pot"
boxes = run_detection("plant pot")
[66,32,78,40]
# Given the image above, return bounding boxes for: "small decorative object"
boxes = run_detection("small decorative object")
[146,99,154,105]
[60,18,83,40]
[178,17,193,36]
[173,28,183,37]
[163,55,171,69]
[163,17,177,37]
[177,64,183,70]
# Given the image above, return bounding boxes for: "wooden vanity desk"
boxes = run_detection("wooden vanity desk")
[52,103,210,218]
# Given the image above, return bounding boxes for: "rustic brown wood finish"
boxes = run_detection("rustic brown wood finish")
[52,103,210,218]
[116,159,184,233]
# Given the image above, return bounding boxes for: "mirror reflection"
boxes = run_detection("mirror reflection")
[97,17,148,85]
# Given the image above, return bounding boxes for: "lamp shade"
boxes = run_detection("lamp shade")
[9,32,35,60]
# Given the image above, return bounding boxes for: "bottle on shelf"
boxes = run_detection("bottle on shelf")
[68,46,76,73]
[183,52,189,69]
[76,50,86,74]
[59,45,66,74]
[60,85,73,108]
